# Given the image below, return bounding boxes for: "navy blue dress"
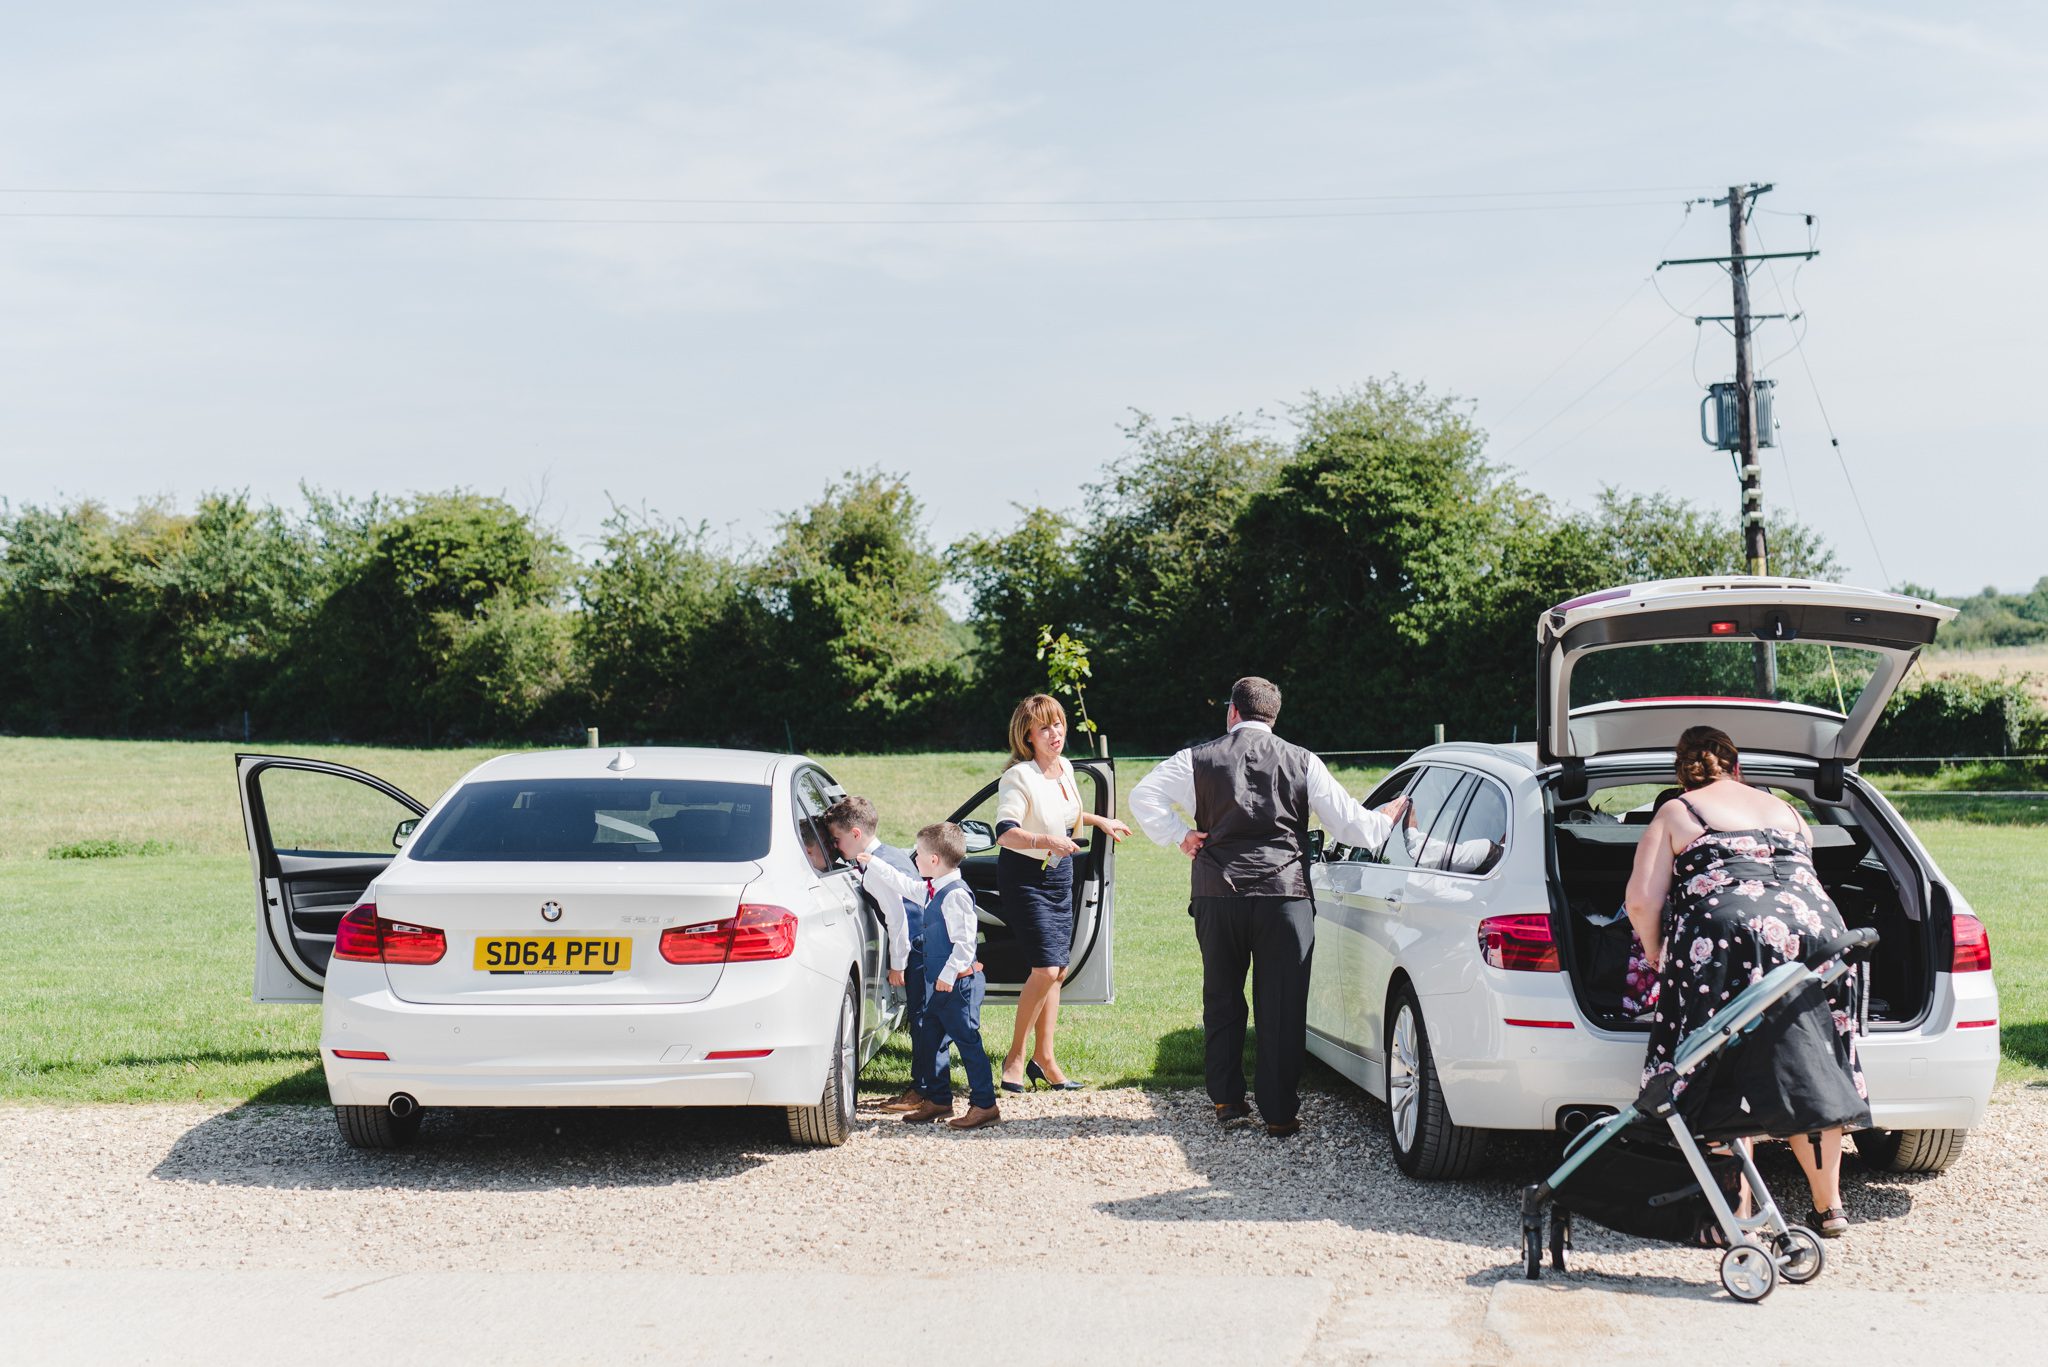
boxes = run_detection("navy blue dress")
[997,848,1075,970]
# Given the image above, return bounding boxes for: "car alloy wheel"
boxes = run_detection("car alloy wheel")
[1388,1002,1421,1154]
[836,990,857,1122]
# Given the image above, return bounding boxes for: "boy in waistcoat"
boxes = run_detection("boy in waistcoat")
[856,821,1002,1130]
[822,796,951,1113]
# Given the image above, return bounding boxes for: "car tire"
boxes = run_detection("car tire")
[1854,1127,1967,1173]
[334,1104,422,1151]
[785,979,859,1148]
[1384,983,1488,1180]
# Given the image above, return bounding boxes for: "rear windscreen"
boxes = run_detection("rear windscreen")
[407,779,772,862]
[1571,641,1884,715]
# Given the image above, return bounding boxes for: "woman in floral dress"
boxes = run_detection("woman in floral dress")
[1623,727,1870,1238]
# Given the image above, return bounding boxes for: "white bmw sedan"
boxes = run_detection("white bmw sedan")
[1307,578,2001,1180]
[237,746,1120,1150]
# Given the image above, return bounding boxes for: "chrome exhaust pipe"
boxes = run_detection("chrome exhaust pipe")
[387,1093,418,1119]
[1558,1106,1594,1135]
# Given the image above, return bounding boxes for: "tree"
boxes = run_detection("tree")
[1235,378,1498,749]
[1072,412,1283,747]
[746,471,969,750]
[284,491,572,739]
[950,506,1083,720]
[578,504,748,740]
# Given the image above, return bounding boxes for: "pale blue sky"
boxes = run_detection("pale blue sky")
[1,2,2040,592]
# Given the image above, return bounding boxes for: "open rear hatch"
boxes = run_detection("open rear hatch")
[1536,578,1957,1033]
[1538,578,1956,769]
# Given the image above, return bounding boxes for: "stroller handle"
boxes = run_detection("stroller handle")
[1800,926,1879,971]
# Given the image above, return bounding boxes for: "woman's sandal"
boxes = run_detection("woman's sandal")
[1809,1205,1849,1239]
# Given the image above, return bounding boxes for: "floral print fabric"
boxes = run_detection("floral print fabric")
[1642,826,1866,1103]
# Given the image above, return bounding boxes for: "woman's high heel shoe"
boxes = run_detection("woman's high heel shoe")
[1026,1060,1083,1091]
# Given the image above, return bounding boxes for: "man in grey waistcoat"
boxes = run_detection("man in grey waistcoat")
[1130,676,1411,1136]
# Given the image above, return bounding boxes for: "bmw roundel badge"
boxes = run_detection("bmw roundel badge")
[540,900,564,923]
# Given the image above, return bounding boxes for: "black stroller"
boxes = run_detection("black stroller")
[1520,927,1878,1302]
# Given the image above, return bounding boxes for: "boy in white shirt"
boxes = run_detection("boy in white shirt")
[856,821,1001,1130]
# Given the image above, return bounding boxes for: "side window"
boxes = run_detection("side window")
[791,769,842,874]
[1339,768,1418,864]
[1446,780,1509,875]
[258,766,418,857]
[1386,767,1466,870]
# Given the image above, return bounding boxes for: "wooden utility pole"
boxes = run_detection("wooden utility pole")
[1727,183,1774,697]
[1658,182,1822,699]
[1728,186,1766,580]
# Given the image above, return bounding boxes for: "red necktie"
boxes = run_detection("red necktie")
[924,878,936,900]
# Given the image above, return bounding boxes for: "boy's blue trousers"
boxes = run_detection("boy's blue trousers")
[919,968,995,1110]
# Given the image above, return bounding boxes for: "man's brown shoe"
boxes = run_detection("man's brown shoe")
[1265,1117,1303,1138]
[1215,1101,1252,1124]
[947,1104,1002,1130]
[880,1088,928,1113]
[900,1099,957,1124]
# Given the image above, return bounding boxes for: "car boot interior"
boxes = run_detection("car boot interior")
[1549,775,1933,1033]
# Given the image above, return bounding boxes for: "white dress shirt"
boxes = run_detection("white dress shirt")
[860,859,978,984]
[1128,719,1400,851]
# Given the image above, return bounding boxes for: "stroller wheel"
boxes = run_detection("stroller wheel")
[1549,1209,1570,1273]
[1774,1225,1826,1284]
[1719,1243,1778,1302]
[1522,1221,1543,1279]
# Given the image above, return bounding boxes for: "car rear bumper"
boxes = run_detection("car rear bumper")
[1427,974,2000,1133]
[319,965,842,1109]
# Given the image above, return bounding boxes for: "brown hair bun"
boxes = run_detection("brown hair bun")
[1675,726,1739,790]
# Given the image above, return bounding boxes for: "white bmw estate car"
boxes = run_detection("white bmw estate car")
[238,747,1118,1149]
[1306,578,2001,1179]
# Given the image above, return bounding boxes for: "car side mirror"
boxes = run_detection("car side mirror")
[392,818,418,849]
[960,819,997,854]
[1305,829,1328,862]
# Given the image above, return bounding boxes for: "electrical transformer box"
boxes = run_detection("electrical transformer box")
[1700,379,1775,450]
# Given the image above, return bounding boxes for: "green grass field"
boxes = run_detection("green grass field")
[1,737,2040,1105]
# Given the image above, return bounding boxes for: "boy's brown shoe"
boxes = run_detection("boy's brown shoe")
[900,1099,957,1124]
[880,1088,928,1112]
[947,1104,1003,1131]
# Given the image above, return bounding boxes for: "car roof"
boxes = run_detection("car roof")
[461,747,788,785]
[1403,741,1541,774]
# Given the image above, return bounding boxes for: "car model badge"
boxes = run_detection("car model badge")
[540,900,564,923]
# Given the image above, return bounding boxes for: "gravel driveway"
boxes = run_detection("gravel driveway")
[5,1085,2044,1294]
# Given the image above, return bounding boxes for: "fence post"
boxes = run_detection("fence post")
[1433,723,1446,745]
[586,727,599,748]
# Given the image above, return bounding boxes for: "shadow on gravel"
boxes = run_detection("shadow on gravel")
[151,1103,780,1191]
[1095,1088,1918,1256]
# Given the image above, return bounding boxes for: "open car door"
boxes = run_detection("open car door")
[236,754,428,1002]
[1537,578,1956,773]
[948,756,1117,1005]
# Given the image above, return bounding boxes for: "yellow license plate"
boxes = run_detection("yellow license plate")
[473,936,632,974]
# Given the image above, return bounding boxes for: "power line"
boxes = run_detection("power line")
[0,199,1687,228]
[0,183,1707,208]
[1495,203,1699,424]
[1524,346,1694,469]
[1499,280,1717,459]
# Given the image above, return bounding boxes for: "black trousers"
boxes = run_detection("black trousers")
[1191,895,1315,1124]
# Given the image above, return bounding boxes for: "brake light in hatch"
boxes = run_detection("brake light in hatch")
[660,904,798,965]
[1478,914,1561,972]
[1951,912,1992,973]
[332,904,447,966]
[1710,620,1740,636]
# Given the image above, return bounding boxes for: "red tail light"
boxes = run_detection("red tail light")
[1951,912,1992,973]
[1478,914,1561,972]
[332,904,447,966]
[661,904,798,965]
